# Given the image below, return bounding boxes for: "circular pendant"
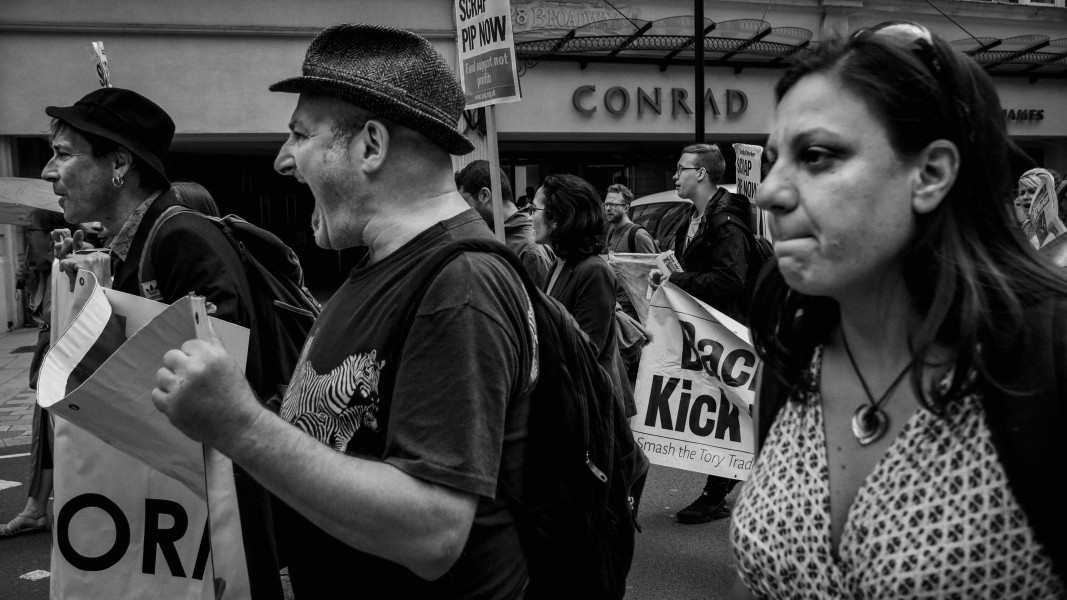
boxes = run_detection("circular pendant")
[851,404,889,446]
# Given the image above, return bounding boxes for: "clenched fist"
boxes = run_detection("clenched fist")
[152,336,262,452]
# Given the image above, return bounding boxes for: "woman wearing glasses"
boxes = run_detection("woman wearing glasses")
[530,174,635,416]
[731,22,1066,598]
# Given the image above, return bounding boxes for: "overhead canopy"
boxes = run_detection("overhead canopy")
[0,177,62,226]
[515,17,811,73]
[953,35,1067,79]
[516,16,1067,80]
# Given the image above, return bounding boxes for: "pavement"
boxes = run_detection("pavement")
[0,326,42,450]
[0,325,52,599]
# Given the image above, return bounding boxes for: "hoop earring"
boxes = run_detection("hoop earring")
[111,176,124,188]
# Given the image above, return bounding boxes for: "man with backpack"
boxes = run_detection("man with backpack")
[44,87,284,597]
[649,143,758,524]
[603,183,657,255]
[151,25,544,598]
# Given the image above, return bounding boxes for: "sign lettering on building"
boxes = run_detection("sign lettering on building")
[571,85,748,117]
[511,0,639,35]
[1003,108,1045,121]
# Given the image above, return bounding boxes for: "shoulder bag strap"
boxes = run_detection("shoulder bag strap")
[545,261,565,295]
[377,236,540,411]
[137,205,195,299]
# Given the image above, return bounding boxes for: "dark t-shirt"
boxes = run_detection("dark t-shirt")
[277,210,536,599]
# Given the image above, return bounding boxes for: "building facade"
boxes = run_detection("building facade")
[1,0,1065,319]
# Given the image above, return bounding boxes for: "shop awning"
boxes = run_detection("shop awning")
[514,17,811,74]
[515,17,1067,80]
[953,35,1067,79]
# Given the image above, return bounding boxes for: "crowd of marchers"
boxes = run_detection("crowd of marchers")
[2,19,1065,600]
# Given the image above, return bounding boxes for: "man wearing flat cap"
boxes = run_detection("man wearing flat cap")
[152,24,536,598]
[42,87,283,598]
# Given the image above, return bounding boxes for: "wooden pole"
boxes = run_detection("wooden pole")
[694,0,705,144]
[486,104,506,243]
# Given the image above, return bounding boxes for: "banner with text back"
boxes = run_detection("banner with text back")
[630,283,757,480]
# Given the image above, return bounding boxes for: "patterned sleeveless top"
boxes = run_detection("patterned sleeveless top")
[731,346,1065,599]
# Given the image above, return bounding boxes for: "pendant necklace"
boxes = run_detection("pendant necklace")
[840,330,915,446]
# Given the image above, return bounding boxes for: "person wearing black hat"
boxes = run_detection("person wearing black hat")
[151,24,536,599]
[43,87,283,599]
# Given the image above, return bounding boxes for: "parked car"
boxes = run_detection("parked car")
[629,184,739,253]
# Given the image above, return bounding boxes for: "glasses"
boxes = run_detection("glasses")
[853,21,944,81]
[675,166,703,176]
[529,206,547,213]
[604,202,628,208]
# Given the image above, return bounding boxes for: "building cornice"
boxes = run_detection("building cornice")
[0,21,456,39]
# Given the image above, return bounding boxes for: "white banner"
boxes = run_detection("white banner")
[41,269,251,599]
[630,283,757,480]
[456,0,522,109]
[604,252,657,322]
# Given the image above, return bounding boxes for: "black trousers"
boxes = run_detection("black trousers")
[702,475,738,499]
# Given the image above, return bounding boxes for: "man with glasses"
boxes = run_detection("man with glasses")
[651,143,753,524]
[604,183,657,255]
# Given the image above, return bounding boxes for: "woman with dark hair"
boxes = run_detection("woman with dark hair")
[531,174,634,415]
[731,22,1067,598]
[0,209,81,538]
[172,180,221,218]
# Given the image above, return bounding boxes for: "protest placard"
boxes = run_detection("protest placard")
[733,142,770,239]
[455,0,521,109]
[630,283,757,480]
[732,143,762,203]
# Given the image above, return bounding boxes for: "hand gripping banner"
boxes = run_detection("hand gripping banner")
[630,283,758,480]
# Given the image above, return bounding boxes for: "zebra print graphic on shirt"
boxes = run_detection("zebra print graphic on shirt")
[280,338,387,452]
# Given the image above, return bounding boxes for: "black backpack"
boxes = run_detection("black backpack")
[710,212,774,309]
[391,238,647,600]
[140,205,321,408]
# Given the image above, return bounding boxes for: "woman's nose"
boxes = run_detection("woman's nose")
[754,165,795,213]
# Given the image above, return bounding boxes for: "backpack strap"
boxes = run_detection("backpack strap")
[626,223,642,251]
[709,212,757,267]
[396,237,541,321]
[138,204,197,300]
[709,211,752,238]
[379,237,542,402]
[709,211,762,308]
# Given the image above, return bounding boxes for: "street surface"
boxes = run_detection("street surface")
[0,450,52,600]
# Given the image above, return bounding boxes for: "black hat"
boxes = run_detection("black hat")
[46,88,174,183]
[270,24,474,156]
